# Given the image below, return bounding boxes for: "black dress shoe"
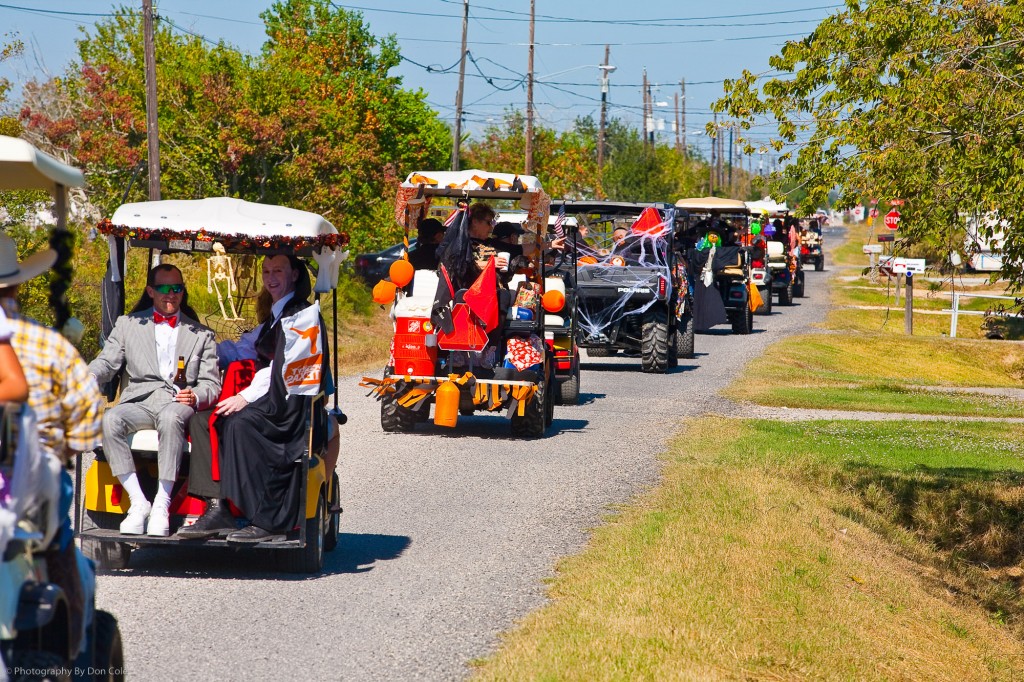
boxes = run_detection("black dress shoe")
[176,499,236,540]
[226,524,285,544]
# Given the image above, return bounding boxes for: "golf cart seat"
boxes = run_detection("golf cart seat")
[127,429,190,456]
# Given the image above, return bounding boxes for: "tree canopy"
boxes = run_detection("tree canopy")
[714,0,1024,282]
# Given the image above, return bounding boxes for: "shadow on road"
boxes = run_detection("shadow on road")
[100,532,412,579]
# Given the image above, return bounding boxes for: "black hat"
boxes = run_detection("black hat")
[492,221,525,238]
[417,218,446,240]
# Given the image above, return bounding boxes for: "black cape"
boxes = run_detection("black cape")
[217,304,329,533]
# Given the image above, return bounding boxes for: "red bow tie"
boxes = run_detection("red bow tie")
[153,312,178,328]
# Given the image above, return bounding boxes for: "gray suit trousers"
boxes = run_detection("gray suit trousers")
[102,395,194,482]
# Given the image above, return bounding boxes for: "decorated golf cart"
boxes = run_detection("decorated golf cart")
[80,197,347,574]
[676,197,758,335]
[550,201,690,373]
[0,136,125,680]
[361,170,557,437]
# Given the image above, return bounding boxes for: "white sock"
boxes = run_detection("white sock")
[153,479,174,508]
[117,473,148,508]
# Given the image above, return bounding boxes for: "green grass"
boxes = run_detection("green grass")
[473,419,1024,681]
[757,384,1024,417]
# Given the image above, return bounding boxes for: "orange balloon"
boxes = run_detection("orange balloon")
[372,279,398,305]
[542,289,565,313]
[389,258,415,288]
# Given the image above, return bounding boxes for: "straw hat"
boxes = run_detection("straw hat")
[0,233,57,286]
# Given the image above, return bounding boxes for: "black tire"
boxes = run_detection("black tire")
[754,286,772,315]
[380,393,416,432]
[640,306,669,374]
[814,256,824,272]
[511,374,548,438]
[558,373,580,405]
[79,511,131,571]
[777,281,793,306]
[793,271,805,298]
[282,493,324,574]
[8,651,71,682]
[324,472,340,553]
[676,313,695,359]
[586,347,616,358]
[731,304,753,335]
[74,610,124,682]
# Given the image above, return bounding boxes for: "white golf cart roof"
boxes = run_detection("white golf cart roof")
[0,135,85,192]
[110,197,336,239]
[745,197,789,215]
[675,197,749,213]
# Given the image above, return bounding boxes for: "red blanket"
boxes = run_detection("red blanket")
[209,360,256,480]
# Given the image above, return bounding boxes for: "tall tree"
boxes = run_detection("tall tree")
[714,0,1024,281]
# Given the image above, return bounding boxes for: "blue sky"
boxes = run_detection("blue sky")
[0,1,841,163]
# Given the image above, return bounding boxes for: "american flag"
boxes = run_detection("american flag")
[444,205,465,227]
[553,204,565,238]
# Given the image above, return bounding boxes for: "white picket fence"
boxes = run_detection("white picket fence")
[947,292,1020,338]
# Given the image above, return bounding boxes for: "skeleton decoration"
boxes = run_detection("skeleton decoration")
[207,242,243,321]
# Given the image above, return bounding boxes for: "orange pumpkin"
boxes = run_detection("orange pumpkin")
[372,279,398,305]
[389,258,415,288]
[541,290,565,313]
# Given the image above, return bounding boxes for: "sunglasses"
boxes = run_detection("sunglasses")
[152,283,185,295]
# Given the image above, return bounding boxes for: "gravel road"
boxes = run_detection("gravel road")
[93,230,838,681]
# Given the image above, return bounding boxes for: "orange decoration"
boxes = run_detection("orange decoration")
[372,279,398,305]
[389,259,415,288]
[579,255,598,265]
[541,290,565,313]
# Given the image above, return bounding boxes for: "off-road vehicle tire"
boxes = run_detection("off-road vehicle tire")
[380,394,417,432]
[641,306,669,374]
[754,286,772,315]
[793,270,805,298]
[282,492,324,574]
[511,373,548,438]
[558,373,580,405]
[730,305,754,335]
[75,610,124,682]
[586,347,616,358]
[324,471,341,552]
[676,313,695,359]
[815,256,824,271]
[778,281,793,306]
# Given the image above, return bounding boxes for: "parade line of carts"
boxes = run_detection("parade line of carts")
[360,170,820,439]
[0,142,821,682]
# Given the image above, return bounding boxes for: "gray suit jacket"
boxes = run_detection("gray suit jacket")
[89,308,221,410]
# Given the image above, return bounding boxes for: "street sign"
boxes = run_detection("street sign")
[862,244,883,254]
[884,209,901,230]
[869,208,879,218]
[891,257,925,275]
[877,234,894,242]
[890,199,905,207]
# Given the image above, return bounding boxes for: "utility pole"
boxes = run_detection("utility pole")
[451,0,469,171]
[598,44,610,171]
[710,114,716,195]
[142,0,160,201]
[674,92,680,153]
[728,127,733,192]
[646,76,654,146]
[680,79,686,159]
[641,69,649,148]
[525,0,535,174]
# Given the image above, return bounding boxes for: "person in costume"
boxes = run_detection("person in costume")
[88,264,221,537]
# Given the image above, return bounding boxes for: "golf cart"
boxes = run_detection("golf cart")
[0,136,124,680]
[79,197,347,574]
[801,222,825,271]
[556,201,690,373]
[362,169,556,437]
[676,197,756,335]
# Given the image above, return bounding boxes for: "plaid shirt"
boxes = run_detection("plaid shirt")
[7,313,103,461]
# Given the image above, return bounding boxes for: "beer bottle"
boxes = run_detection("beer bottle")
[173,356,188,390]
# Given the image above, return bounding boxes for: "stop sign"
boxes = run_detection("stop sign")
[884,209,901,230]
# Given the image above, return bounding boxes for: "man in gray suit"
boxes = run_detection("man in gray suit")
[89,264,221,536]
